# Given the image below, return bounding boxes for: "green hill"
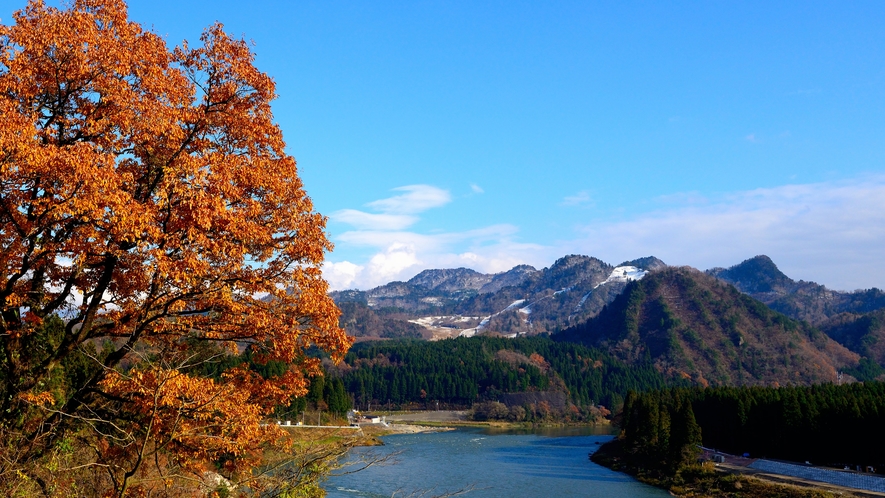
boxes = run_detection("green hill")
[558,267,858,386]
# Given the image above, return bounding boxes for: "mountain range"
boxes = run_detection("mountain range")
[708,255,885,373]
[331,254,885,385]
[332,255,666,339]
[707,255,885,325]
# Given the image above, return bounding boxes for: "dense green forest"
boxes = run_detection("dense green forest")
[621,383,885,469]
[619,388,702,473]
[334,336,670,411]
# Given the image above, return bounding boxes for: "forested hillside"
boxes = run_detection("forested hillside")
[329,336,669,415]
[621,383,885,469]
[708,255,885,325]
[559,267,859,386]
[331,254,885,389]
[328,255,885,418]
[818,309,885,378]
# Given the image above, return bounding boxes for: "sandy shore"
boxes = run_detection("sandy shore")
[358,422,455,437]
[386,423,456,434]
[385,410,469,423]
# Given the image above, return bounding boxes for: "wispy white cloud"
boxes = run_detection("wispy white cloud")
[330,209,418,231]
[337,224,520,251]
[324,237,549,290]
[324,176,885,292]
[331,184,451,231]
[324,183,547,289]
[470,183,485,194]
[565,176,885,291]
[324,224,549,290]
[323,260,364,290]
[366,184,451,214]
[561,190,592,207]
[745,133,758,143]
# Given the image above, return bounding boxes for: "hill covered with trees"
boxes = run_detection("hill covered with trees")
[558,267,859,386]
[620,382,885,469]
[328,336,669,418]
[818,309,885,375]
[328,266,875,420]
[708,255,885,325]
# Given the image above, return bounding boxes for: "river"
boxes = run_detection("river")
[324,427,669,497]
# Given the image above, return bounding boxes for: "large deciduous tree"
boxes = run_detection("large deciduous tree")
[0,0,350,494]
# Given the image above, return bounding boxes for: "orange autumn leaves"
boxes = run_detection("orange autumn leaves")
[0,0,349,493]
[100,367,277,466]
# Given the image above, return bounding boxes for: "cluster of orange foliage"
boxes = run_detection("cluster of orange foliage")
[528,352,549,371]
[0,0,350,495]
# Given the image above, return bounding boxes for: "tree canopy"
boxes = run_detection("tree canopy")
[0,0,349,494]
[621,383,885,472]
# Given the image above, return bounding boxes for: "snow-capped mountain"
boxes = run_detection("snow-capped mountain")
[331,255,665,339]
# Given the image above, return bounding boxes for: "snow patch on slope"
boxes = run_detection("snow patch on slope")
[595,266,647,289]
[459,316,491,337]
[408,315,484,339]
[460,299,530,337]
[572,266,649,316]
[577,292,592,308]
[504,299,526,311]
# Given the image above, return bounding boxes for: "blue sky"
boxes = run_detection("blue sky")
[6,1,885,290]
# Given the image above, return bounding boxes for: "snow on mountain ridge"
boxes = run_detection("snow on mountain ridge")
[504,299,526,310]
[595,266,648,288]
[568,266,648,317]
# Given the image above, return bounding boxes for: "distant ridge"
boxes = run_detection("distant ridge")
[332,253,885,381]
[406,267,495,293]
[329,253,885,386]
[707,255,885,324]
[559,266,858,386]
[331,255,665,339]
[706,255,791,294]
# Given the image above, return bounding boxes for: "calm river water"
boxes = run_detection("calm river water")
[324,427,669,498]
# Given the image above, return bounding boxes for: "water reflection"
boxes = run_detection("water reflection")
[479,425,617,437]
